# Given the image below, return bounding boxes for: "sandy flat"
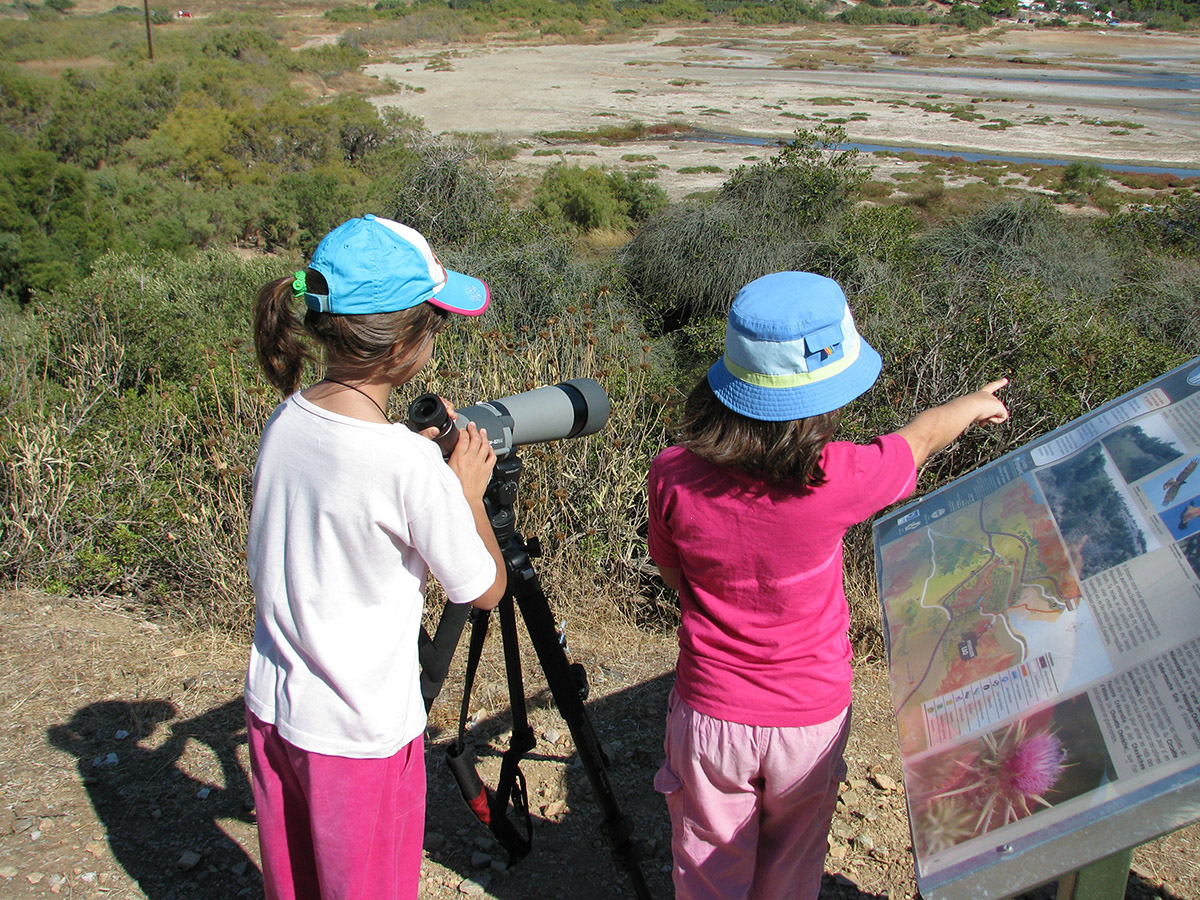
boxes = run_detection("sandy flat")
[367,25,1200,197]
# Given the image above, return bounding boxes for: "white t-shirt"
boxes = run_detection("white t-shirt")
[245,393,497,758]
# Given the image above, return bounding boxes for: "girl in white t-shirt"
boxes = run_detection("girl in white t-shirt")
[246,215,506,900]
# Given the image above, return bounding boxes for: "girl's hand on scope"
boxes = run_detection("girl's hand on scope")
[448,421,496,502]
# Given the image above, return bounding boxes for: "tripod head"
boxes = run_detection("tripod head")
[482,455,522,546]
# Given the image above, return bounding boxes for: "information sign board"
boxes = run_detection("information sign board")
[873,359,1200,900]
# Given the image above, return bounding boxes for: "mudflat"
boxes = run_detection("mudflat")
[368,25,1200,197]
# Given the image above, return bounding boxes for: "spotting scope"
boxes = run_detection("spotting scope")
[407,378,610,460]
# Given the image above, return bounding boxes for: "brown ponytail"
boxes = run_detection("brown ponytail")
[252,270,450,396]
[253,276,314,396]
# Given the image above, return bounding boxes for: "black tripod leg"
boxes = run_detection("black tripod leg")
[420,600,473,712]
[506,549,654,900]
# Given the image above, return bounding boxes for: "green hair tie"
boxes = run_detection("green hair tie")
[292,270,307,299]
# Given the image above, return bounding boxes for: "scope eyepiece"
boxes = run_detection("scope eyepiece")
[408,393,459,456]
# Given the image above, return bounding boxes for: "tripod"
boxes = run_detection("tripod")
[419,451,655,900]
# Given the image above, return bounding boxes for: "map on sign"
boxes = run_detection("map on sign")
[874,359,1200,900]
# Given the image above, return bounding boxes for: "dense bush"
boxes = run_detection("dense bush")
[840,4,930,24]
[943,2,995,27]
[0,251,278,622]
[620,125,866,330]
[533,164,668,232]
[0,19,435,297]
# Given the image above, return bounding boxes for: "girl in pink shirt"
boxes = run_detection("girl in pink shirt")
[647,271,1008,900]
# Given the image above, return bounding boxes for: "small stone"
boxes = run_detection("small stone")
[870,773,899,792]
[543,800,567,819]
[828,843,847,859]
[29,829,41,840]
[178,850,202,871]
[543,728,561,744]
[473,836,492,850]
[458,875,490,895]
[230,861,248,876]
[197,787,210,800]
[114,730,129,740]
[28,872,45,884]
[79,872,97,883]
[423,832,446,851]
[839,789,860,805]
[469,851,492,868]
[85,841,104,856]
[853,834,875,851]
[0,866,17,879]
[14,817,35,832]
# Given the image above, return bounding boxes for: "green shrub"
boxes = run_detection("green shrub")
[533,164,667,232]
[371,137,518,249]
[621,125,866,330]
[944,3,994,27]
[0,251,277,621]
[915,197,1119,300]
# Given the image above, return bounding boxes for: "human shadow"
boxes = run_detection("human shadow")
[48,697,261,899]
[1008,870,1191,900]
[422,667,898,900]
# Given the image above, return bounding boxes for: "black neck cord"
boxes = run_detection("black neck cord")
[321,377,390,423]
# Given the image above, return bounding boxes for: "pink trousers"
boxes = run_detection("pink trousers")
[654,691,851,900]
[246,710,426,900]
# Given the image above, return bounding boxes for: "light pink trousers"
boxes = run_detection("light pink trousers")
[654,690,851,900]
[246,710,426,900]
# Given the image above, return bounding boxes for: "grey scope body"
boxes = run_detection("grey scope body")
[407,378,610,460]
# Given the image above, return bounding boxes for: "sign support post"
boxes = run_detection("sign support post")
[1051,849,1133,900]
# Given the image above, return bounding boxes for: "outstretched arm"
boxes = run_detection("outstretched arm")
[896,379,1010,469]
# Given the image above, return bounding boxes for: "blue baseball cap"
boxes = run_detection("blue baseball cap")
[301,215,490,316]
[707,272,881,421]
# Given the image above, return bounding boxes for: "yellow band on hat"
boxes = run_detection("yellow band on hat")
[724,346,860,388]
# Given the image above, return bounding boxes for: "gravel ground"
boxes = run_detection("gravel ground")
[3,589,1199,899]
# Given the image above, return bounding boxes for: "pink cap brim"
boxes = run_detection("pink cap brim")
[429,269,490,316]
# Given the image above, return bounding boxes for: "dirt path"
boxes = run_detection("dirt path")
[2,588,1199,899]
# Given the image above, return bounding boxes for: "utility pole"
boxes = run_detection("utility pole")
[143,0,154,60]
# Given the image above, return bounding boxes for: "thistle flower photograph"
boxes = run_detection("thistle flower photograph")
[906,694,1116,858]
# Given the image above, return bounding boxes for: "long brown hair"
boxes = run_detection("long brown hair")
[676,376,842,486]
[252,269,448,395]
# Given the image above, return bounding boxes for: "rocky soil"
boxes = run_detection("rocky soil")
[2,589,1199,899]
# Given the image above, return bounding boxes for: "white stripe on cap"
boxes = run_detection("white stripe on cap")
[373,218,448,295]
[723,304,862,387]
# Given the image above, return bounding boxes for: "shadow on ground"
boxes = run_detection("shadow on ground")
[45,683,1192,900]
[421,668,901,900]
[47,698,260,900]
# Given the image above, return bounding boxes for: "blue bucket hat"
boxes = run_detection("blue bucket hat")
[707,272,881,421]
[298,215,489,316]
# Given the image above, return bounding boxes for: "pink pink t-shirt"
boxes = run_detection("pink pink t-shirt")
[647,433,916,727]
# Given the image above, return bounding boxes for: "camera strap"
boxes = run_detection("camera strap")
[445,601,535,865]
